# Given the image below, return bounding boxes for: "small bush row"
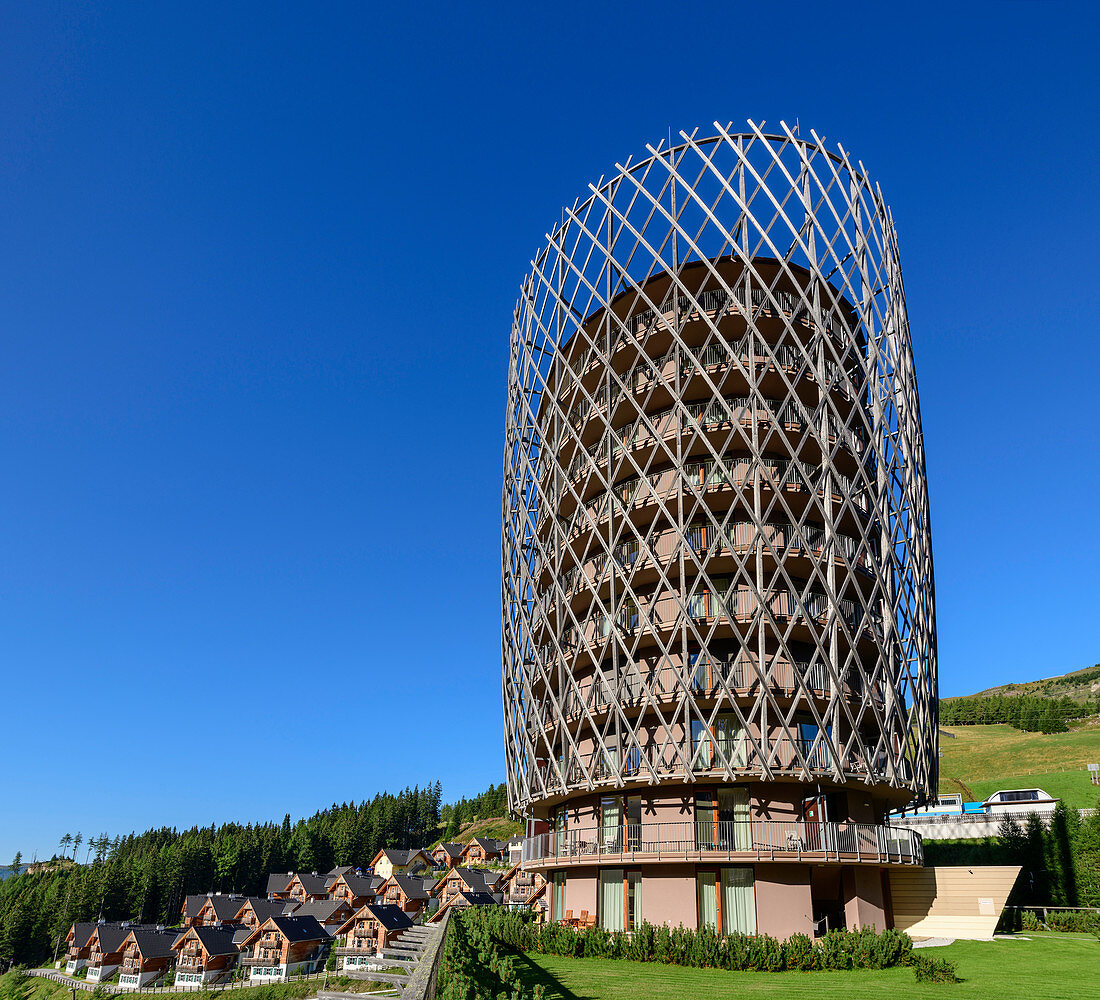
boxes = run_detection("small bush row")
[457,906,914,973]
[1017,908,1100,934]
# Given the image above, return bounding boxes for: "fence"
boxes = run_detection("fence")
[28,967,331,995]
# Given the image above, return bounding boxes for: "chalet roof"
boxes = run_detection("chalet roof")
[327,866,354,878]
[375,848,429,867]
[453,867,501,892]
[235,897,286,923]
[177,925,240,958]
[91,924,140,954]
[199,894,247,921]
[471,838,507,853]
[289,872,331,895]
[388,874,430,901]
[336,903,415,936]
[266,874,293,895]
[434,842,464,858]
[291,900,351,924]
[250,914,330,945]
[456,890,501,907]
[183,894,210,917]
[69,923,96,948]
[232,927,252,948]
[127,928,180,961]
[338,874,378,898]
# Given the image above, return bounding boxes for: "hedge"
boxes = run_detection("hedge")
[453,906,914,974]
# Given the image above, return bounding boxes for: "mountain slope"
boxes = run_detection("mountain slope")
[970,663,1100,703]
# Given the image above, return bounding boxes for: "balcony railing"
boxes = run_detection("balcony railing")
[529,661,885,730]
[542,586,884,655]
[524,819,921,867]
[528,736,910,789]
[556,520,874,597]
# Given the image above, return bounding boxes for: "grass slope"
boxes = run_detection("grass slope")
[515,935,1096,1000]
[450,815,524,843]
[974,663,1100,703]
[938,723,1100,808]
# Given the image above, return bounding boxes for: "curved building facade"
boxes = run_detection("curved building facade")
[502,123,936,938]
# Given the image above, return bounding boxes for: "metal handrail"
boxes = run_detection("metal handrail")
[524,819,921,866]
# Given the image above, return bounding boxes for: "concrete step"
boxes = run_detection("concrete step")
[386,942,427,953]
[340,969,411,985]
[354,956,417,971]
[318,991,400,1000]
[381,949,418,961]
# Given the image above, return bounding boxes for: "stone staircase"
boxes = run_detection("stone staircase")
[323,924,442,998]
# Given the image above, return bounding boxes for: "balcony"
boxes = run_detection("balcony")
[527,735,909,792]
[540,586,884,658]
[240,953,284,966]
[523,819,921,868]
[531,659,885,732]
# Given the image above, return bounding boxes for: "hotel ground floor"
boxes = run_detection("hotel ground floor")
[523,780,922,938]
[545,862,901,939]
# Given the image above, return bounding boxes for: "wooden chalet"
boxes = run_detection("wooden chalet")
[458,837,508,866]
[232,896,288,932]
[375,874,431,917]
[430,842,464,869]
[427,890,501,924]
[171,925,240,987]
[429,868,502,908]
[333,904,414,969]
[496,863,547,910]
[368,848,433,880]
[265,873,294,900]
[192,893,247,927]
[288,899,355,935]
[116,928,179,990]
[327,872,379,909]
[180,895,211,927]
[237,914,329,982]
[285,872,331,903]
[85,923,143,984]
[63,922,97,974]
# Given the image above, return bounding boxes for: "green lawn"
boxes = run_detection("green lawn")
[513,935,1097,1000]
[938,724,1100,807]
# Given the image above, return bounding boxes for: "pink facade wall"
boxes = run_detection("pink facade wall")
[563,868,597,918]
[638,864,697,928]
[754,864,813,938]
[843,866,886,930]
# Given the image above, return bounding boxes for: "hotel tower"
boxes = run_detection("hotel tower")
[502,123,937,938]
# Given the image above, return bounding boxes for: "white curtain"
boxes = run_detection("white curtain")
[600,869,624,931]
[721,867,756,934]
[697,872,718,930]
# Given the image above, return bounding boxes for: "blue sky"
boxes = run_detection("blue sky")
[2,1,1099,863]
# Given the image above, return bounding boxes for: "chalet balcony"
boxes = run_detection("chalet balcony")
[523,819,921,869]
[334,945,374,956]
[240,954,285,966]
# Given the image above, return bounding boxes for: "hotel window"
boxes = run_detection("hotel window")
[552,873,566,921]
[697,867,756,935]
[696,787,751,851]
[598,869,642,932]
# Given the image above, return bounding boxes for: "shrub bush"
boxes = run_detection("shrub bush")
[1045,910,1100,933]
[1019,909,1042,931]
[910,953,960,983]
